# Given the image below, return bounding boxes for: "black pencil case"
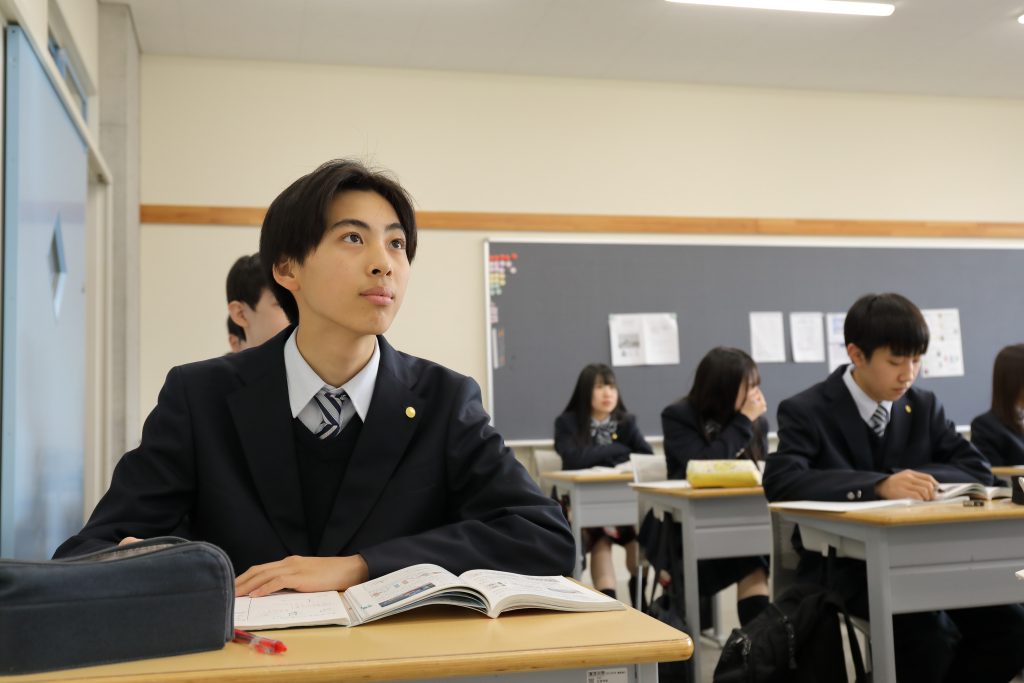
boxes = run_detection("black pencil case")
[0,536,234,674]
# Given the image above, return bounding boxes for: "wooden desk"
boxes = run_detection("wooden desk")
[778,499,1024,683]
[992,465,1024,478]
[2,605,693,683]
[540,471,636,578]
[632,484,769,678]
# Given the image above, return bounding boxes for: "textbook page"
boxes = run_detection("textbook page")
[935,483,1010,500]
[459,570,624,617]
[769,499,915,512]
[342,564,483,624]
[629,480,692,490]
[235,590,352,630]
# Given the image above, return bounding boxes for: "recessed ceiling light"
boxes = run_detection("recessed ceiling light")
[665,0,895,17]
[1018,13,1024,24]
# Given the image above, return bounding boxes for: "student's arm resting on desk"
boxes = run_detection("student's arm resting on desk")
[53,366,196,558]
[907,396,993,485]
[762,397,887,502]
[553,412,631,469]
[359,376,576,578]
[662,402,754,479]
[618,417,654,455]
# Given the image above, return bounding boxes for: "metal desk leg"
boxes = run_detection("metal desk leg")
[865,531,897,683]
[679,500,703,679]
[568,484,584,580]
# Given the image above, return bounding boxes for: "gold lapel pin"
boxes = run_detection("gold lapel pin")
[405,406,416,419]
[905,405,912,414]
[611,433,618,440]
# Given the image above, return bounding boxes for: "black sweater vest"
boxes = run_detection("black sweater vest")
[291,416,363,554]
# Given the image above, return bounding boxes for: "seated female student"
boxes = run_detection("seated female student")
[554,363,653,602]
[971,343,1024,467]
[660,346,770,626]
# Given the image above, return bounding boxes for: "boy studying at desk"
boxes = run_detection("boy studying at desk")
[55,159,575,595]
[763,292,1024,683]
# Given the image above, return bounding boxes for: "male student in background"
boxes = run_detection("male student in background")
[226,253,289,352]
[56,159,576,595]
[764,292,1024,683]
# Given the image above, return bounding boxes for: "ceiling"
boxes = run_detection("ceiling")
[116,0,1024,99]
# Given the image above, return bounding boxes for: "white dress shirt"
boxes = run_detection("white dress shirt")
[842,364,892,429]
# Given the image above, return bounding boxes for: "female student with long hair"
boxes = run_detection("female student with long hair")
[554,363,653,601]
[971,343,1024,466]
[660,346,770,626]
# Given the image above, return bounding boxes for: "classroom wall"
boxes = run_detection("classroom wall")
[139,55,1024,433]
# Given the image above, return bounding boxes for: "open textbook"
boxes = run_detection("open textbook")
[769,482,1012,513]
[234,563,623,630]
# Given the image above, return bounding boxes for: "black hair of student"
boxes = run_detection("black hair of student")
[843,292,930,360]
[991,344,1024,434]
[227,315,245,342]
[563,363,629,446]
[684,346,765,461]
[226,252,266,308]
[259,159,418,325]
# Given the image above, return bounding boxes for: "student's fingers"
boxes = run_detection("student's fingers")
[118,536,143,546]
[235,558,289,596]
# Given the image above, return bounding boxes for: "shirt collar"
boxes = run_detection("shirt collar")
[842,364,892,426]
[283,329,379,422]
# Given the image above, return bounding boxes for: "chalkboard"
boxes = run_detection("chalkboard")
[485,240,1024,441]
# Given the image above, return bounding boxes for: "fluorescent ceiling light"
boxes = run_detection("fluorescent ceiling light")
[1018,14,1024,24]
[665,0,895,17]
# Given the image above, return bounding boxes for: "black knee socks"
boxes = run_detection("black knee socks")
[737,595,770,626]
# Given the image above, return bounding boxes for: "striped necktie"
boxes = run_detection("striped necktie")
[870,403,888,438]
[313,388,349,439]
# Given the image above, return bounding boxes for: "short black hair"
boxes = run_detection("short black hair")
[226,253,267,309]
[227,315,244,342]
[844,293,930,360]
[259,159,418,325]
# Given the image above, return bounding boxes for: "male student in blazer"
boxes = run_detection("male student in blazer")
[55,159,576,596]
[763,293,1024,683]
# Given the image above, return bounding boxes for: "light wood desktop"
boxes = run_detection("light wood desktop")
[632,484,769,678]
[1,605,693,683]
[777,498,1024,683]
[992,465,1024,478]
[540,471,637,579]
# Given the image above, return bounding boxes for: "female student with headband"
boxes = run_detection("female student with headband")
[554,363,653,602]
[971,343,1024,466]
[660,346,770,626]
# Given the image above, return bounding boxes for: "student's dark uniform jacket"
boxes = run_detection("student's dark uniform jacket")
[553,412,652,470]
[764,365,992,503]
[55,329,575,578]
[970,409,1024,467]
[661,398,769,480]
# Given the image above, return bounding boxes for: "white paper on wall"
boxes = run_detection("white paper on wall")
[608,313,680,367]
[789,312,825,363]
[920,308,965,378]
[749,312,786,363]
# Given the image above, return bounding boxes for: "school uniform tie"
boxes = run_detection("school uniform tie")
[870,403,888,438]
[313,387,349,439]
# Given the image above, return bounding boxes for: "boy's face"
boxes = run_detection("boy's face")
[848,344,921,403]
[276,190,410,340]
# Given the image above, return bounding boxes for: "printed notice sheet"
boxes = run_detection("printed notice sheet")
[920,308,964,378]
[608,313,680,367]
[825,312,847,372]
[789,312,825,363]
[749,312,786,363]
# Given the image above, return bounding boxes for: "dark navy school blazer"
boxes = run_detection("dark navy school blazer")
[971,410,1024,467]
[661,398,769,480]
[553,412,653,470]
[55,329,575,578]
[763,365,992,503]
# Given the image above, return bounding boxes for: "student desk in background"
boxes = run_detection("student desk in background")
[540,470,637,579]
[632,484,770,678]
[0,605,693,683]
[992,465,1024,479]
[777,500,1024,683]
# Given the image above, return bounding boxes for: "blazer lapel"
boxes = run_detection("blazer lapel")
[226,335,311,557]
[823,368,875,471]
[318,338,423,556]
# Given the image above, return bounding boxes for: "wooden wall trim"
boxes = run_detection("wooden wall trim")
[140,204,1024,239]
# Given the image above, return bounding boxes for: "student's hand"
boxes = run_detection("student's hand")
[234,554,370,597]
[874,470,939,500]
[119,536,143,546]
[740,387,768,422]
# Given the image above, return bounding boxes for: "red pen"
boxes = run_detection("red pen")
[233,628,287,654]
